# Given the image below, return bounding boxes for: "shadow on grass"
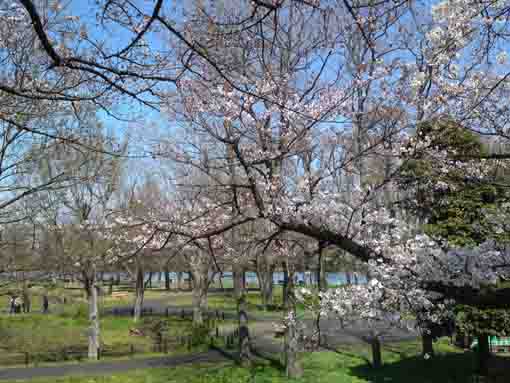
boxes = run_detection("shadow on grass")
[251,346,285,370]
[348,351,476,383]
[321,343,372,366]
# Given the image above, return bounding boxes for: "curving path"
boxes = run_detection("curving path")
[0,350,231,381]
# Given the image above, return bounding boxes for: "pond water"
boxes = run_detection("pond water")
[103,271,367,286]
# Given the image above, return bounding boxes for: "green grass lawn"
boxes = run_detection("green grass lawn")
[4,339,483,383]
[0,309,216,367]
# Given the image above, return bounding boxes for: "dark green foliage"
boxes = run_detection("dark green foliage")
[401,118,510,334]
[456,305,510,337]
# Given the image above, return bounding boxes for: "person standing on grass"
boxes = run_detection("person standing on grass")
[9,295,15,314]
[42,294,49,313]
[14,296,22,313]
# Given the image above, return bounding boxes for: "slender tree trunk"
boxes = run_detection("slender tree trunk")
[478,334,490,376]
[371,336,382,368]
[22,281,30,313]
[86,274,100,360]
[144,272,153,289]
[283,262,303,378]
[164,266,171,291]
[317,242,327,291]
[422,333,435,357]
[115,272,121,285]
[282,264,289,308]
[345,271,352,285]
[108,276,114,295]
[133,263,144,322]
[233,264,244,300]
[177,271,183,291]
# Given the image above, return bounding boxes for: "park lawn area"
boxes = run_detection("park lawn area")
[0,285,87,313]
[5,339,478,383]
[0,310,208,367]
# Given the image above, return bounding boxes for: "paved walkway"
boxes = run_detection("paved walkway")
[0,350,230,381]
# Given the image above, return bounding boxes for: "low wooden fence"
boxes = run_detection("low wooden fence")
[0,329,240,368]
[109,306,228,321]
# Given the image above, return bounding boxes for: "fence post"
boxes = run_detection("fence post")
[181,309,185,319]
[216,309,219,319]
[130,344,134,358]
[164,339,168,354]
[24,352,29,366]
[222,312,225,321]
[216,327,219,338]
[166,308,169,317]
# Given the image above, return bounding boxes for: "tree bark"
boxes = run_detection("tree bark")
[86,275,100,360]
[371,336,382,368]
[282,264,289,308]
[283,262,303,378]
[478,334,490,376]
[177,271,183,291]
[133,262,145,322]
[233,264,244,300]
[22,281,30,313]
[191,269,209,326]
[164,266,171,291]
[256,258,274,310]
[108,276,114,295]
[422,333,435,357]
[345,271,352,285]
[238,297,252,367]
[144,271,153,289]
[317,242,327,291]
